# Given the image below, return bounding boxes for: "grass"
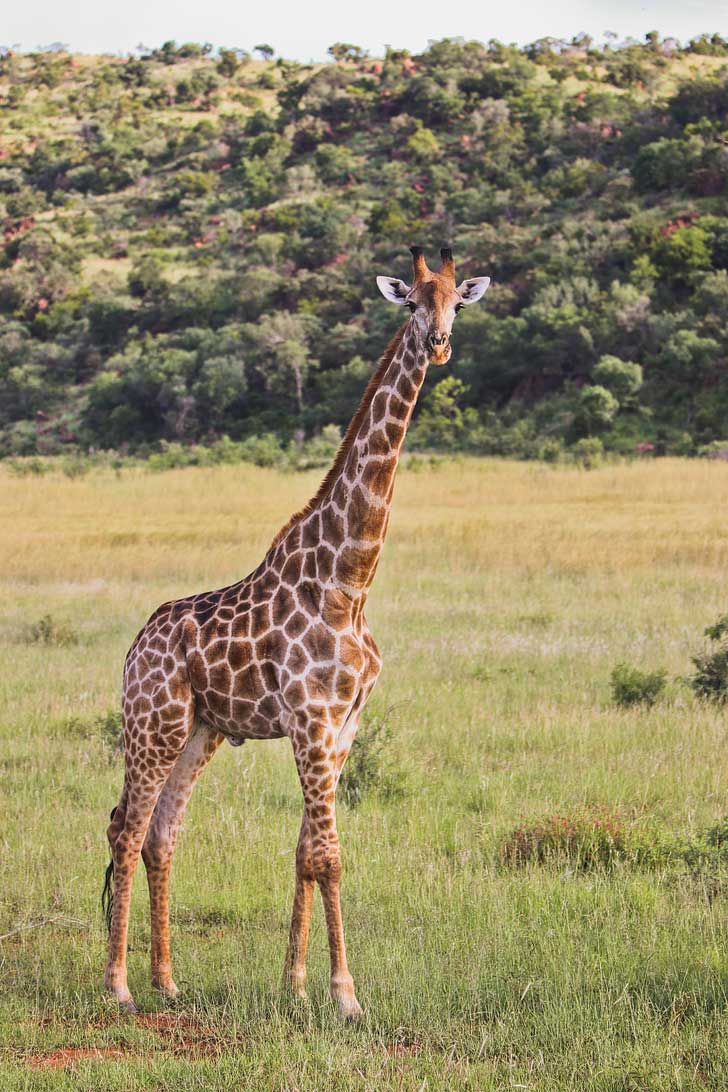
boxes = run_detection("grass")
[1,456,728,1089]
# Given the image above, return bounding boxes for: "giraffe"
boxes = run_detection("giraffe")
[102,246,490,1018]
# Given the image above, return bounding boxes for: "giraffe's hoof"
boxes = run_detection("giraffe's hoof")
[284,982,308,1002]
[155,981,180,1002]
[107,990,138,1014]
[336,995,364,1021]
[284,970,309,1002]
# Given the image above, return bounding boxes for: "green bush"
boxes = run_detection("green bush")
[690,614,728,703]
[577,385,620,434]
[610,662,667,707]
[95,709,124,753]
[6,457,51,476]
[697,441,728,460]
[571,437,604,469]
[338,708,407,808]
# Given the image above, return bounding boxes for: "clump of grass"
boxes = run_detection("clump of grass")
[27,614,79,647]
[6,457,51,476]
[501,808,630,870]
[338,708,407,808]
[610,662,667,707]
[501,809,728,874]
[60,454,92,479]
[52,708,123,753]
[96,709,123,753]
[516,611,554,628]
[690,613,728,704]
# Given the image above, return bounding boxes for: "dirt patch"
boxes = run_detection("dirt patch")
[28,1047,128,1069]
[135,1012,226,1057]
[25,1011,230,1068]
[380,1034,422,1058]
[385,1042,421,1058]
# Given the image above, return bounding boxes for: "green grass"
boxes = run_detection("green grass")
[2,457,728,1089]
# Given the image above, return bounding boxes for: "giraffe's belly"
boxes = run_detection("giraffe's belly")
[194,685,288,742]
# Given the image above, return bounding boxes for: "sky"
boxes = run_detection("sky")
[5,0,728,60]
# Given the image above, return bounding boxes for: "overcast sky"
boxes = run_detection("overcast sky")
[5,0,728,60]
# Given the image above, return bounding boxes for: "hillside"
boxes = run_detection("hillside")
[1,35,728,459]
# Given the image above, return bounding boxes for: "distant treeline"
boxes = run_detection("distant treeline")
[1,33,728,459]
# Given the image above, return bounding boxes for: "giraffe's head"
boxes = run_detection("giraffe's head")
[376,246,490,365]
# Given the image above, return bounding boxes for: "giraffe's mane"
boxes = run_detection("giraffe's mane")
[270,321,409,548]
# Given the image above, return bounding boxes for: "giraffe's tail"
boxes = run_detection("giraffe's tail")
[101,806,117,934]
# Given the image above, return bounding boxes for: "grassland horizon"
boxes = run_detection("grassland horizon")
[2,455,728,1090]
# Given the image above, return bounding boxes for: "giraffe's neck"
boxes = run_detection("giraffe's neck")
[275,321,428,599]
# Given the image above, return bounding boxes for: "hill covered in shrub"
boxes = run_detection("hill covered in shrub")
[1,34,728,459]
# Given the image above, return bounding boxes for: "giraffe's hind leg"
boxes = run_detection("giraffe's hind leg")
[283,812,315,999]
[142,722,224,998]
[105,702,192,1012]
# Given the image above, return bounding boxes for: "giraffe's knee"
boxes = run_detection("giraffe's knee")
[142,824,174,869]
[107,807,126,856]
[296,837,315,883]
[312,841,342,885]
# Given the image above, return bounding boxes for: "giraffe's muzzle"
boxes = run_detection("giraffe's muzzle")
[427,331,451,365]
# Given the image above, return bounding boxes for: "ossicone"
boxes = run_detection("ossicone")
[439,245,455,281]
[409,245,429,284]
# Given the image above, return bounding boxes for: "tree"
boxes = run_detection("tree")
[327,43,368,63]
[217,48,242,77]
[253,44,274,60]
[592,356,643,402]
[127,256,168,300]
[652,226,712,285]
[411,377,468,448]
[4,38,728,457]
[576,385,619,435]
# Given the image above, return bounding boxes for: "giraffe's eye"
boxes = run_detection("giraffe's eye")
[407,301,417,313]
[454,303,464,314]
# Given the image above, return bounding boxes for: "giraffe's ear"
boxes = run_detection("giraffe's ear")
[456,277,491,305]
[376,276,411,305]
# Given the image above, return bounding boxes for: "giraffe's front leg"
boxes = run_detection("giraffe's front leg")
[289,715,363,1020]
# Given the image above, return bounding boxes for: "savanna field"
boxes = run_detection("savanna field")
[2,456,728,1090]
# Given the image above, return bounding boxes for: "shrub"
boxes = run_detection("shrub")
[95,709,124,752]
[536,438,564,463]
[610,662,667,707]
[571,437,604,468]
[6,457,51,476]
[28,614,79,647]
[501,809,728,873]
[60,453,92,478]
[705,614,728,642]
[338,708,407,808]
[237,432,287,468]
[501,808,629,869]
[697,441,728,460]
[577,385,619,433]
[690,614,728,703]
